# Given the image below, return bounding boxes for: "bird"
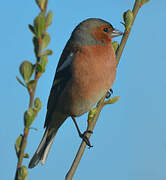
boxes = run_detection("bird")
[28,18,123,168]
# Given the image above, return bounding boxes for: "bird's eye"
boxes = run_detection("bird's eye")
[103,27,109,32]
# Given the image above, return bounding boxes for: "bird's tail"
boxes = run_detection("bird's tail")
[28,128,57,168]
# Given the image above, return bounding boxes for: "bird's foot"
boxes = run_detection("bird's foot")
[106,88,113,99]
[79,130,93,148]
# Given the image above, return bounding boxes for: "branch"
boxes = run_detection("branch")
[65,0,150,179]
[14,0,53,179]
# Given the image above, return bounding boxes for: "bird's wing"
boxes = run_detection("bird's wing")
[44,41,78,128]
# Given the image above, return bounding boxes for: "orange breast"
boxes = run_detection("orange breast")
[62,44,117,117]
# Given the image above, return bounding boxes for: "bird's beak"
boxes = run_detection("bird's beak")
[111,29,123,38]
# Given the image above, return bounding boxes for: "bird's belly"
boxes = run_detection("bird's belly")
[71,73,115,116]
[69,86,107,117]
[64,65,116,117]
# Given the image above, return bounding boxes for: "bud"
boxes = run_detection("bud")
[17,166,28,180]
[34,12,45,38]
[40,49,53,56]
[19,61,33,83]
[141,0,150,5]
[112,41,119,53]
[34,97,42,112]
[104,96,120,105]
[24,108,35,128]
[28,24,35,35]
[35,0,45,11]
[88,108,97,120]
[123,10,133,31]
[15,135,22,158]
[24,154,30,158]
[41,32,50,50]
[40,55,48,72]
[45,10,53,27]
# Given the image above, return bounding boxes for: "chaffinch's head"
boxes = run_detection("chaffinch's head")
[70,18,123,46]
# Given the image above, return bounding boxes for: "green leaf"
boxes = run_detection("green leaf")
[40,55,48,72]
[19,61,34,83]
[41,32,50,50]
[34,97,42,112]
[15,135,23,158]
[34,12,45,38]
[123,10,134,31]
[28,24,35,35]
[35,0,45,10]
[112,41,119,53]
[104,96,120,105]
[45,10,53,27]
[24,108,36,128]
[16,76,26,87]
[40,49,53,56]
[17,166,28,180]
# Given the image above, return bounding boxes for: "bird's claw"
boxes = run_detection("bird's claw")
[106,88,113,99]
[79,130,93,148]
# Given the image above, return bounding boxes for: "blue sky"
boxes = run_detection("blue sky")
[1,0,166,180]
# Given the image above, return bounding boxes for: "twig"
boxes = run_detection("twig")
[116,0,142,64]
[15,73,41,173]
[14,0,53,179]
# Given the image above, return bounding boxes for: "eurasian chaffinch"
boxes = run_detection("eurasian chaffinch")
[29,18,123,168]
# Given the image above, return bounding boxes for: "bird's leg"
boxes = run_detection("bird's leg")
[106,88,113,99]
[71,117,93,147]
